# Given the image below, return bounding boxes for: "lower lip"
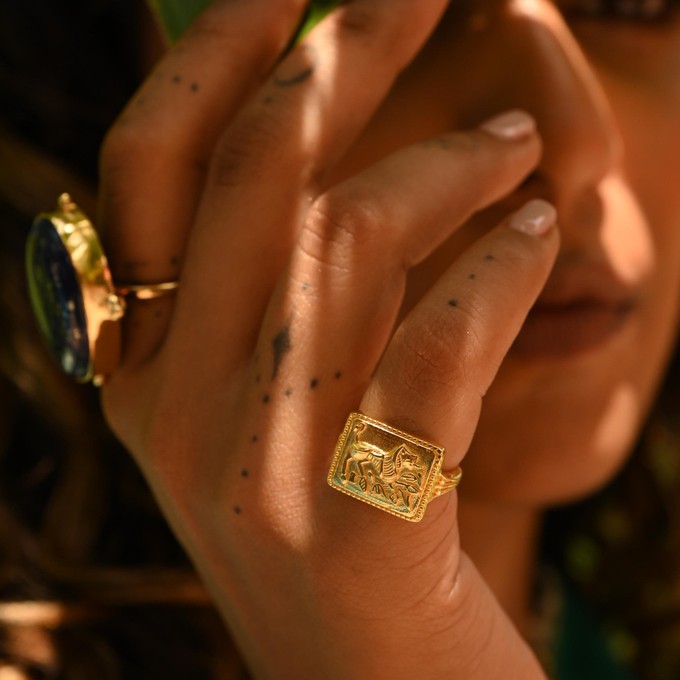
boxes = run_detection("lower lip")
[510,300,636,360]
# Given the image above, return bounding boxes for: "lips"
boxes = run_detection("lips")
[510,265,640,360]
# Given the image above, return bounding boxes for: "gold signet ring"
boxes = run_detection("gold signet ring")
[327,413,462,522]
[26,194,179,385]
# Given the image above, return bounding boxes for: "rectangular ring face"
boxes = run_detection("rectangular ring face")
[327,413,445,522]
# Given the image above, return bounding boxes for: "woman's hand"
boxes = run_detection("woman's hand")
[99,1,557,677]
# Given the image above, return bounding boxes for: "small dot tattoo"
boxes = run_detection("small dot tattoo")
[251,435,258,444]
[241,469,249,478]
[263,393,270,404]
[484,254,495,262]
[284,387,293,397]
[335,371,342,380]
[301,281,310,291]
[234,506,242,515]
[310,378,319,389]
[448,299,458,308]
[190,82,199,92]
[469,273,477,280]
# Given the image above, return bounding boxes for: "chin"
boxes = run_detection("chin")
[458,368,647,508]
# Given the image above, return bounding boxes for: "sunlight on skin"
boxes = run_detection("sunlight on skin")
[599,175,654,287]
[592,384,639,471]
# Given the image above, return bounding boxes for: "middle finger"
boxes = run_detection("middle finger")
[169,0,451,375]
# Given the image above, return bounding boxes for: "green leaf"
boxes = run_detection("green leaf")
[146,0,212,42]
[147,0,341,43]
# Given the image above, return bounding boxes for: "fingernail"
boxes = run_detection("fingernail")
[509,199,557,236]
[480,110,536,141]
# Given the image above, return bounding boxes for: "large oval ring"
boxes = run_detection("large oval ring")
[25,194,179,386]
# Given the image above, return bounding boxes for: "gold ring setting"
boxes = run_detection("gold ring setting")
[25,194,178,385]
[328,413,462,522]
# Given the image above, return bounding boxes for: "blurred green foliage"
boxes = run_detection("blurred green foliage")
[148,0,341,43]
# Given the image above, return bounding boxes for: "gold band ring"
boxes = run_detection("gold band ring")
[116,281,180,300]
[328,413,462,522]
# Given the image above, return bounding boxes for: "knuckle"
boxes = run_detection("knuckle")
[335,2,439,67]
[337,5,382,40]
[100,123,164,182]
[186,0,304,57]
[299,191,387,273]
[389,315,478,403]
[308,190,386,249]
[337,3,413,55]
[209,109,279,188]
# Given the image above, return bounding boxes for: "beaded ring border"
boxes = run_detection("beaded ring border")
[25,194,179,385]
[328,412,462,522]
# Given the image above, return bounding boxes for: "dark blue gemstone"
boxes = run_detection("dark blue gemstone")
[26,217,90,380]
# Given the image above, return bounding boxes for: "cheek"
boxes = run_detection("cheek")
[618,91,680,314]
[458,90,680,507]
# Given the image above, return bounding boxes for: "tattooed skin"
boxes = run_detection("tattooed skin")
[274,67,314,87]
[272,325,292,379]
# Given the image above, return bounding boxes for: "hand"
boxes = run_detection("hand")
[99,1,557,677]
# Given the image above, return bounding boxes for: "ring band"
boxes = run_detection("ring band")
[25,193,179,384]
[328,413,462,522]
[116,281,180,300]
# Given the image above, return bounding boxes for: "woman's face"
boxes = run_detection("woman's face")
[331,0,680,505]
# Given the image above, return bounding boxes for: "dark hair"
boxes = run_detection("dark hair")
[0,1,242,677]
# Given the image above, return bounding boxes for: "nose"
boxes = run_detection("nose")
[453,1,624,226]
[511,2,621,201]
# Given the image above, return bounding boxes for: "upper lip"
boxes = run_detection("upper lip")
[531,261,640,311]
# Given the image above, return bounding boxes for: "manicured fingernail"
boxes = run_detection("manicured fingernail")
[480,110,536,141]
[509,199,557,236]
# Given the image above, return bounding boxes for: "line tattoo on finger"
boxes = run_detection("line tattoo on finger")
[273,45,317,88]
[272,323,292,379]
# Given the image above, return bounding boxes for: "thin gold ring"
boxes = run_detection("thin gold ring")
[116,281,180,300]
